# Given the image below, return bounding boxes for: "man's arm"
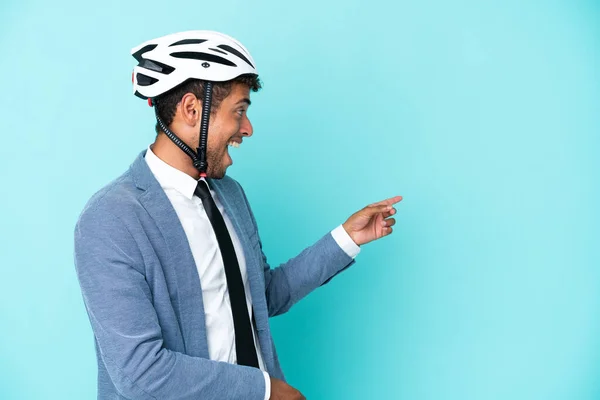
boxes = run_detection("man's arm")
[237,183,401,318]
[74,207,265,400]
[237,185,357,317]
[261,227,356,316]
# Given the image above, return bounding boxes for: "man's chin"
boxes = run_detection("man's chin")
[206,155,230,179]
[207,167,227,179]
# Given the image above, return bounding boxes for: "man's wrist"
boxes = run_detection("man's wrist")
[331,224,361,259]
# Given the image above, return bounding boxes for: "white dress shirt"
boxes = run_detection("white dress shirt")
[145,146,360,399]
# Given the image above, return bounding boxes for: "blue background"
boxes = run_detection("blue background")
[1,0,599,398]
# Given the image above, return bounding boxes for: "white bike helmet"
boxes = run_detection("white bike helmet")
[130,30,259,176]
[132,30,258,100]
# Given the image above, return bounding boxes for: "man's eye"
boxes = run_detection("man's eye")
[236,109,244,116]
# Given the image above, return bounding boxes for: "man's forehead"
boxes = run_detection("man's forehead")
[228,84,252,105]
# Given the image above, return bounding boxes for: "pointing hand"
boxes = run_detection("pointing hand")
[342,196,403,246]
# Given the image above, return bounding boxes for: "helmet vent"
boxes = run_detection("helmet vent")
[217,44,254,68]
[140,59,175,74]
[170,51,237,67]
[209,47,228,55]
[169,39,207,47]
[136,73,159,86]
[132,44,158,62]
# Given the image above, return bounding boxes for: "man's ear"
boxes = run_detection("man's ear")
[180,93,201,126]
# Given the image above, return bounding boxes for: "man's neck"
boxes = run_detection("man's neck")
[151,134,201,180]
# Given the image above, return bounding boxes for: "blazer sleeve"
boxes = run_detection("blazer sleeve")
[236,184,355,317]
[74,206,265,400]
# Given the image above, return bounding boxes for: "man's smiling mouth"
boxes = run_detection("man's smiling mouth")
[227,138,242,148]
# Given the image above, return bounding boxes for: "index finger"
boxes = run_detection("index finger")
[368,196,403,207]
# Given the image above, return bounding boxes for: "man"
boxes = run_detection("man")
[74,30,401,400]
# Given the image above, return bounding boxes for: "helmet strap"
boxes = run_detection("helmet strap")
[152,81,214,178]
[154,106,197,160]
[194,82,213,177]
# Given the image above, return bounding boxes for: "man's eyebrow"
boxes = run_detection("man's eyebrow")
[236,98,251,106]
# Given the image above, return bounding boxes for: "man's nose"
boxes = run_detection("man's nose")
[241,117,253,137]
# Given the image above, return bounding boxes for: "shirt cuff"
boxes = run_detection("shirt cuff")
[263,371,270,400]
[331,224,361,259]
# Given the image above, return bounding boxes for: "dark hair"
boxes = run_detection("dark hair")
[154,74,262,134]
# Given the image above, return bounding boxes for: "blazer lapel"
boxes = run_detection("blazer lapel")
[130,151,209,358]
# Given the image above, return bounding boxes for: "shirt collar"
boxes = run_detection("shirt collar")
[145,145,199,200]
